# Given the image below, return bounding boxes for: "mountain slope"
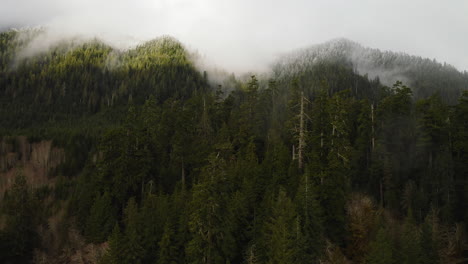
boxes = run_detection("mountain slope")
[0,30,207,131]
[273,38,468,102]
[0,31,467,264]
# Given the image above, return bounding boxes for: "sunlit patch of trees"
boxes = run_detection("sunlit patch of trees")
[0,30,467,263]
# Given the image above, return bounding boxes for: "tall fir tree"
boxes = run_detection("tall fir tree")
[265,188,300,264]
[366,228,394,264]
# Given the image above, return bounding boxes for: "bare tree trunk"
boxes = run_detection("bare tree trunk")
[298,92,305,169]
[371,103,375,150]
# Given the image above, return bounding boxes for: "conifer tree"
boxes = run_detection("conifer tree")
[120,198,145,264]
[187,155,235,264]
[100,224,124,264]
[139,194,170,263]
[85,191,116,243]
[158,221,178,264]
[1,173,39,262]
[265,188,300,264]
[295,171,324,262]
[366,228,394,264]
[420,218,439,264]
[399,209,422,264]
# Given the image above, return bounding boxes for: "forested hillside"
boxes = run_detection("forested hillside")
[273,38,468,103]
[0,29,205,132]
[0,30,467,264]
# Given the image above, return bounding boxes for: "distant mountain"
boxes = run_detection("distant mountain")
[273,38,468,102]
[1,29,467,133]
[0,29,207,131]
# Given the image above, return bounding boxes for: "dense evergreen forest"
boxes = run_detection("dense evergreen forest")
[0,29,467,263]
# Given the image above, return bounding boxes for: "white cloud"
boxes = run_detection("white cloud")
[1,0,467,72]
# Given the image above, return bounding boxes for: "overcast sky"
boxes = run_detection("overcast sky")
[1,0,467,72]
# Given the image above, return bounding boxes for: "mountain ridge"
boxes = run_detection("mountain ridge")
[273,38,468,101]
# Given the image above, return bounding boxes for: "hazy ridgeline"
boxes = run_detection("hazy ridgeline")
[0,29,467,263]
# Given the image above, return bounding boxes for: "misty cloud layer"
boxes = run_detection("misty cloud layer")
[1,0,467,73]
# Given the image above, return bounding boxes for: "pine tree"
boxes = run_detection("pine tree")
[415,94,452,219]
[375,81,415,211]
[265,188,300,264]
[420,218,439,264]
[187,155,235,264]
[120,198,145,264]
[85,191,116,243]
[158,221,178,264]
[351,99,374,192]
[1,173,39,262]
[172,184,191,263]
[308,86,330,186]
[366,228,394,264]
[139,193,170,263]
[452,91,468,223]
[100,224,124,264]
[295,171,324,262]
[399,210,422,264]
[320,90,352,244]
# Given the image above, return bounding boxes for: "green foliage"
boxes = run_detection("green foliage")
[452,91,468,223]
[0,31,205,133]
[374,82,417,211]
[0,173,40,262]
[139,194,170,263]
[1,30,467,263]
[399,212,423,264]
[187,155,236,264]
[264,188,300,264]
[100,224,125,264]
[85,191,116,243]
[420,218,440,264]
[120,198,145,264]
[366,228,394,264]
[295,172,324,262]
[158,221,178,264]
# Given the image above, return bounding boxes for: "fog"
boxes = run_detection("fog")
[1,0,467,73]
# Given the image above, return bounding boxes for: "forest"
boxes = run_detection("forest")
[0,29,467,264]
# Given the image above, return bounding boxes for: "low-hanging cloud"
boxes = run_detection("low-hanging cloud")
[1,0,467,74]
